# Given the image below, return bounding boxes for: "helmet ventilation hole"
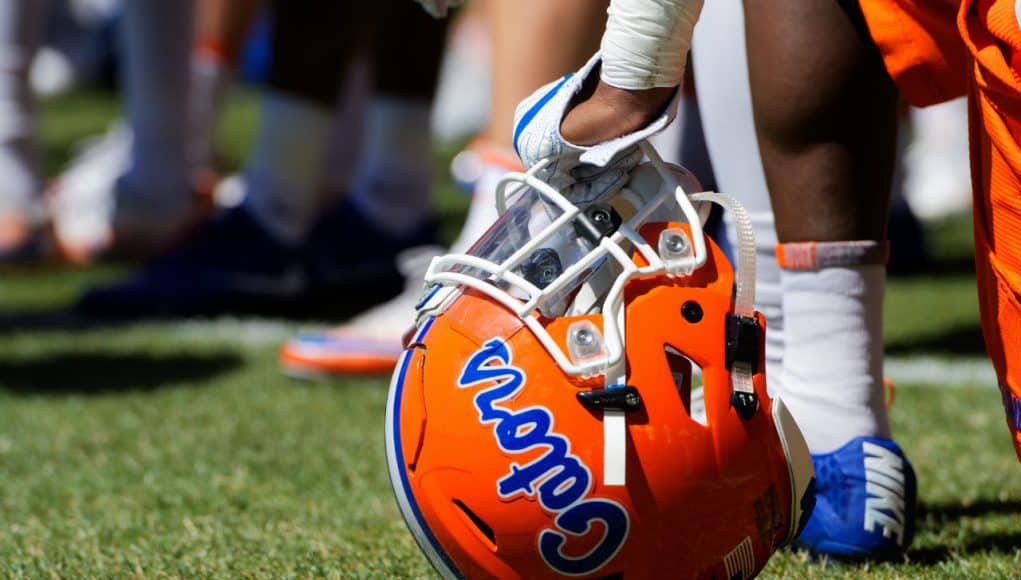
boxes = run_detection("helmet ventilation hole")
[664,345,708,427]
[452,499,497,550]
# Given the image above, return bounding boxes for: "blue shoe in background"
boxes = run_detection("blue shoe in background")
[302,199,437,301]
[795,436,917,560]
[75,206,303,317]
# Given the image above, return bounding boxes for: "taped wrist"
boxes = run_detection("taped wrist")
[600,0,703,90]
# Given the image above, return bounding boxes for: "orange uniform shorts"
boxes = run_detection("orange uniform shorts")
[862,0,1021,459]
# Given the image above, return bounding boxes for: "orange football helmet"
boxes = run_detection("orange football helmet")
[386,142,815,579]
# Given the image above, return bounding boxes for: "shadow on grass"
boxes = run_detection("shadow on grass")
[886,323,987,357]
[907,532,1021,564]
[905,499,1021,565]
[0,350,243,395]
[919,498,1021,521]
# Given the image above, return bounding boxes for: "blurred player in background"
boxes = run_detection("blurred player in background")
[48,0,204,262]
[187,0,263,192]
[49,0,276,264]
[76,0,447,317]
[278,0,612,377]
[0,0,47,260]
[902,98,972,222]
[276,0,721,378]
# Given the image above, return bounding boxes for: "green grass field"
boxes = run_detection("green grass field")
[0,90,1016,578]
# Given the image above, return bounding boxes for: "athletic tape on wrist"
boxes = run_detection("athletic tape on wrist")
[600,0,703,90]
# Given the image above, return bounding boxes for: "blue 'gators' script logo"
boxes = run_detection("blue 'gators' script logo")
[458,339,629,576]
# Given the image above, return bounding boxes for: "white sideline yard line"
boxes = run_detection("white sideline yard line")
[167,318,323,346]
[885,356,998,389]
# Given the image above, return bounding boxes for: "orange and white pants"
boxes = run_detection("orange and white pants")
[862,0,1021,459]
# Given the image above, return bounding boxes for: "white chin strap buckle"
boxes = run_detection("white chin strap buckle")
[576,382,640,487]
[603,408,627,486]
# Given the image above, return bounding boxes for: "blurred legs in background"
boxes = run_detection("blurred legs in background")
[279,0,456,377]
[278,0,610,378]
[49,0,201,263]
[238,0,357,247]
[692,0,783,382]
[0,0,46,260]
[902,98,971,222]
[75,0,360,317]
[189,0,262,190]
[76,0,448,320]
[296,0,448,310]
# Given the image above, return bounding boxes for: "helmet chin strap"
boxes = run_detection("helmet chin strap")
[603,347,629,486]
[603,409,628,486]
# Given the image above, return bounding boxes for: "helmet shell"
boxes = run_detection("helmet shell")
[386,225,806,579]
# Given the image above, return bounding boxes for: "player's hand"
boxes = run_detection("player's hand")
[414,0,464,18]
[513,54,679,204]
[560,83,676,146]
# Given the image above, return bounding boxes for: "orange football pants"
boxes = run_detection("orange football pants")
[862,0,1021,459]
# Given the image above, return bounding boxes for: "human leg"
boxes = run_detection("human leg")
[280,0,610,377]
[49,0,200,262]
[743,0,911,557]
[0,0,45,258]
[190,0,263,185]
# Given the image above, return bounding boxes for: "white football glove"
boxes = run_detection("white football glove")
[414,0,464,18]
[513,53,680,204]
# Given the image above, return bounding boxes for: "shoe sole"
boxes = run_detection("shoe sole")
[280,349,399,379]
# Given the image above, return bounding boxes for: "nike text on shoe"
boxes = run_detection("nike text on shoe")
[795,436,916,560]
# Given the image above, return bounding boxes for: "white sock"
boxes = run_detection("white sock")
[450,140,522,253]
[775,241,891,454]
[118,0,195,210]
[348,97,433,238]
[321,56,371,202]
[243,92,332,244]
[0,0,44,219]
[692,0,784,380]
[187,49,231,179]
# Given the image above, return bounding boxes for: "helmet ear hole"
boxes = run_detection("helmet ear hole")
[452,499,497,551]
[664,345,708,427]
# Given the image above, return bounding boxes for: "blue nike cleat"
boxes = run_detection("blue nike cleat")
[75,206,304,317]
[795,436,917,560]
[302,199,437,301]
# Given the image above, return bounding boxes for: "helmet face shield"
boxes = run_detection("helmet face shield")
[425,159,708,377]
[453,183,615,319]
